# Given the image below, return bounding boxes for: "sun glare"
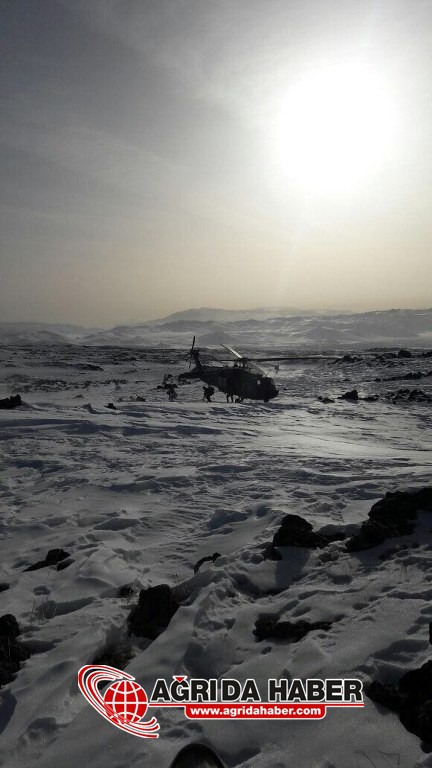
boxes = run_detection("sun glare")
[269,60,399,196]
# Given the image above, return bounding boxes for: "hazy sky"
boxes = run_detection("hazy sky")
[1,0,432,325]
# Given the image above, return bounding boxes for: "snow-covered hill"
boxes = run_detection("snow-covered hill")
[1,308,431,349]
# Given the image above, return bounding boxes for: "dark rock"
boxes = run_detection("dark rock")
[273,514,316,548]
[385,388,432,404]
[273,514,342,549]
[127,584,179,640]
[118,585,135,598]
[318,396,335,404]
[275,514,313,534]
[106,403,116,410]
[56,558,74,572]
[346,488,431,551]
[46,549,70,565]
[0,614,30,688]
[338,389,359,401]
[399,660,432,701]
[254,616,332,642]
[363,395,379,402]
[400,699,432,744]
[24,548,71,572]
[0,584,10,594]
[368,659,432,745]
[366,681,403,712]
[398,349,412,358]
[369,491,418,527]
[0,395,22,410]
[346,521,386,551]
[262,544,282,561]
[0,615,20,640]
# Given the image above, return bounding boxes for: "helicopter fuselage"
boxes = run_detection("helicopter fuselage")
[179,352,278,402]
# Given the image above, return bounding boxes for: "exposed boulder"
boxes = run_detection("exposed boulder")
[367,659,432,746]
[127,584,179,639]
[338,389,359,401]
[254,616,332,642]
[347,488,432,551]
[272,514,345,550]
[385,388,432,404]
[24,548,71,572]
[0,395,22,410]
[366,681,403,712]
[0,614,30,688]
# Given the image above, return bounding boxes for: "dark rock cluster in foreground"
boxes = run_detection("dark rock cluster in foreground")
[266,488,432,557]
[0,395,21,410]
[346,488,432,551]
[127,584,179,640]
[0,614,30,688]
[367,660,432,746]
[272,514,346,550]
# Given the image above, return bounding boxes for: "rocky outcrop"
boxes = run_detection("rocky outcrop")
[0,615,30,688]
[0,395,22,410]
[24,548,72,572]
[367,659,432,745]
[346,489,432,551]
[127,584,179,639]
[272,514,345,551]
[384,388,432,404]
[254,616,333,642]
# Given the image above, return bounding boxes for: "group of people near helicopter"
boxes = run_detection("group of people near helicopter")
[161,372,244,403]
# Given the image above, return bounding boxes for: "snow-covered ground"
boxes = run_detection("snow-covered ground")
[0,344,431,768]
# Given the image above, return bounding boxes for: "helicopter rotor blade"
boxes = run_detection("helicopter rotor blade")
[221,344,244,360]
[252,355,340,362]
[189,336,196,369]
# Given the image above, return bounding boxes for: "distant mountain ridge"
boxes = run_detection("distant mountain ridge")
[0,308,431,349]
[153,306,346,323]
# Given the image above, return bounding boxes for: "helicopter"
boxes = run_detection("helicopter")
[178,337,336,403]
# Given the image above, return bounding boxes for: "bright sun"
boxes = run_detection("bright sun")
[270,60,399,196]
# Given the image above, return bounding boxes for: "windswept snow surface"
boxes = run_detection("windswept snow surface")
[0,344,432,768]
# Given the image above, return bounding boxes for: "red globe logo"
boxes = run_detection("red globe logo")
[104,679,148,725]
